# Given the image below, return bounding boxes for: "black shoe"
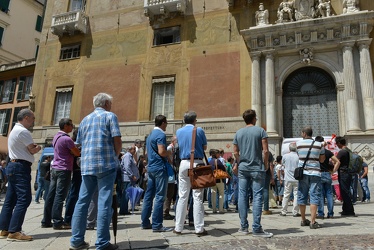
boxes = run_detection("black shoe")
[41,224,52,228]
[340,212,356,217]
[119,212,131,215]
[163,214,174,220]
[103,243,118,250]
[141,225,152,230]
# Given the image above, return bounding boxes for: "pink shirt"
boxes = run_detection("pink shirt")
[52,131,75,171]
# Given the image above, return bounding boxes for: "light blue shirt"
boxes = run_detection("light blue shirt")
[121,151,139,184]
[176,124,207,159]
[77,107,121,175]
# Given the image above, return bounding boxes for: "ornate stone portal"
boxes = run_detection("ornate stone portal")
[241,7,374,163]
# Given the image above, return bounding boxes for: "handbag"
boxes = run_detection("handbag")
[294,140,315,180]
[188,127,216,189]
[213,159,230,179]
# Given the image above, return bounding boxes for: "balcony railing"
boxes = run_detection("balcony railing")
[51,10,88,37]
[144,0,186,18]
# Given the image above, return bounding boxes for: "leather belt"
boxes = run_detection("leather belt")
[181,158,203,160]
[10,159,32,165]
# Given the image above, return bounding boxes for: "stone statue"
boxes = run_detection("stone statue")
[318,0,331,17]
[300,48,314,64]
[295,0,316,20]
[29,92,36,112]
[342,0,360,14]
[277,0,295,23]
[255,3,269,26]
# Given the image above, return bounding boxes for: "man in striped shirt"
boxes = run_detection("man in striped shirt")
[296,126,325,229]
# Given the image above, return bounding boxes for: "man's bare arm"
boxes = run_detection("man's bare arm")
[27,143,41,155]
[113,136,122,157]
[262,138,269,171]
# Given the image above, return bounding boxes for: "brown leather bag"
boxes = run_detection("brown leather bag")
[188,127,216,189]
[213,159,230,179]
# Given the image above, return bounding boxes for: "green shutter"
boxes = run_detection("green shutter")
[35,15,42,32]
[0,0,10,13]
[17,77,25,101]
[8,78,16,102]
[0,81,3,101]
[2,109,11,135]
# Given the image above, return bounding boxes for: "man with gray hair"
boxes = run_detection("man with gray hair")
[119,144,139,215]
[70,93,122,250]
[0,109,41,241]
[280,142,300,217]
[174,111,208,236]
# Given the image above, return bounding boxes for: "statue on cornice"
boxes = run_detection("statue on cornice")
[255,3,269,26]
[276,0,295,23]
[294,0,316,20]
[343,0,360,14]
[317,0,331,17]
[29,92,36,112]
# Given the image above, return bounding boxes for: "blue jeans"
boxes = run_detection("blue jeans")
[35,177,48,202]
[238,170,265,233]
[0,161,32,232]
[141,169,168,230]
[318,172,334,217]
[224,181,232,209]
[359,178,370,201]
[42,169,71,227]
[64,170,82,224]
[119,181,131,214]
[262,173,271,211]
[232,175,239,206]
[71,168,116,250]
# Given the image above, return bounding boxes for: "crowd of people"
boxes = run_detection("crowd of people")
[0,95,371,249]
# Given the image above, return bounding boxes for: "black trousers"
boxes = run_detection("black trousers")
[338,171,355,214]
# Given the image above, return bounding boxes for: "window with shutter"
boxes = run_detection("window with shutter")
[17,77,25,101]
[53,88,73,125]
[0,0,10,14]
[35,15,42,32]
[12,107,26,129]
[0,27,4,46]
[0,109,11,135]
[1,79,16,103]
[151,77,175,120]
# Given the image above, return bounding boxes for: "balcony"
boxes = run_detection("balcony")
[144,0,186,24]
[51,10,88,37]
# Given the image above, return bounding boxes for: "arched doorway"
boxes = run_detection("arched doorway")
[283,67,339,138]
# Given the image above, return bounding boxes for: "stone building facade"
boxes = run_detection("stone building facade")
[31,0,374,165]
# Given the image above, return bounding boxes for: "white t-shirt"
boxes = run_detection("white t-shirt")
[8,123,35,163]
[275,164,285,181]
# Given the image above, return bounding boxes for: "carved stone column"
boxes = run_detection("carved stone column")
[341,42,360,132]
[251,52,262,126]
[357,39,374,131]
[264,50,277,134]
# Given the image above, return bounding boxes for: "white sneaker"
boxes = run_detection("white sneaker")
[253,230,273,238]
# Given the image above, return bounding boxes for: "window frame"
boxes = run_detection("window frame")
[59,44,81,61]
[0,108,12,136]
[0,27,4,47]
[35,15,43,32]
[0,0,10,14]
[153,26,181,47]
[53,88,73,125]
[17,76,33,101]
[69,0,86,12]
[0,78,16,104]
[151,76,175,120]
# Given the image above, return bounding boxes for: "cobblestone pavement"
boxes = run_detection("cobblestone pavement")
[0,174,373,249]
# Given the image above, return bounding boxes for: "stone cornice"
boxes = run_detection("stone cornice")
[240,11,374,52]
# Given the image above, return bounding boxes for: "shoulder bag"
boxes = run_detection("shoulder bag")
[294,140,315,180]
[214,159,230,179]
[188,127,216,189]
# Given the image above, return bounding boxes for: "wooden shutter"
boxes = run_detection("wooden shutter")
[17,77,26,101]
[35,15,42,32]
[2,109,11,135]
[8,78,16,102]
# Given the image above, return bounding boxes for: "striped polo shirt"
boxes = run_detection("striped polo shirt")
[296,139,325,176]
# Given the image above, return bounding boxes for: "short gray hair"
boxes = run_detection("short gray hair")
[289,142,297,152]
[126,144,135,152]
[17,109,33,121]
[184,111,197,124]
[93,93,113,108]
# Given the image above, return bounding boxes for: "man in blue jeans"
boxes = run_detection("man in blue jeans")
[0,109,41,241]
[70,93,122,250]
[233,109,273,238]
[141,115,172,232]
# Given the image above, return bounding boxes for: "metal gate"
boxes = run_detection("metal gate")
[283,67,339,138]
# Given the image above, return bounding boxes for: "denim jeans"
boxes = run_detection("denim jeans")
[0,161,32,233]
[42,168,71,227]
[238,170,265,233]
[318,172,334,217]
[70,168,116,250]
[359,178,370,201]
[224,181,232,209]
[297,174,321,205]
[262,173,271,211]
[141,169,168,230]
[87,188,98,228]
[119,181,131,214]
[64,170,82,224]
[232,175,239,206]
[35,177,46,202]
